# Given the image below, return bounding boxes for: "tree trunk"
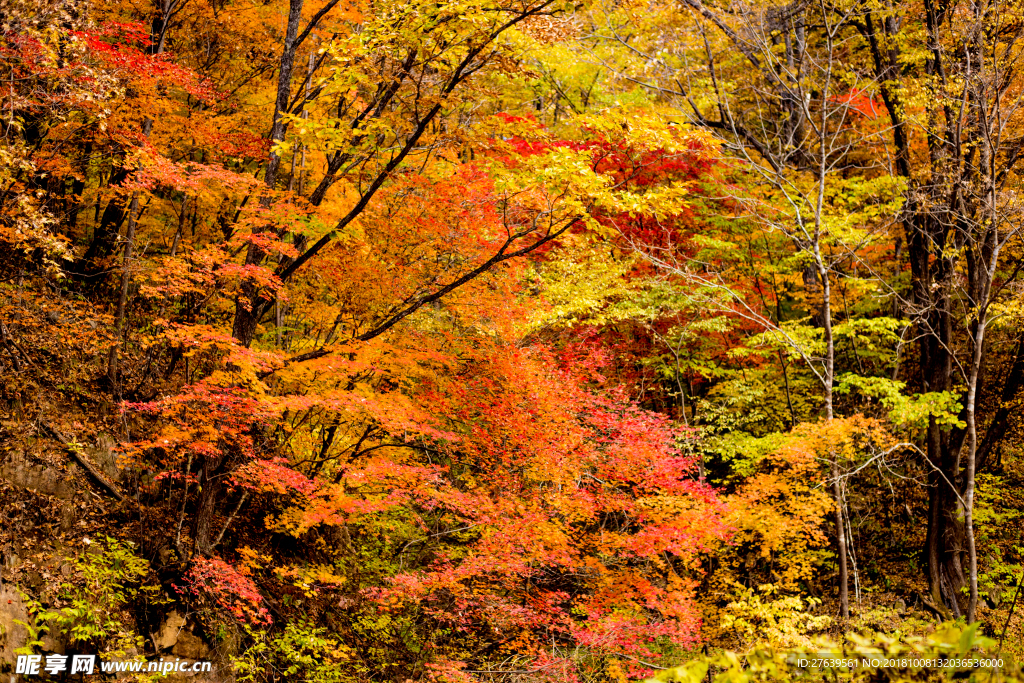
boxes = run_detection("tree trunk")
[821,264,848,619]
[832,458,849,618]
[231,0,305,347]
[902,204,971,615]
[106,192,139,385]
[925,456,966,617]
[81,166,130,276]
[193,453,226,556]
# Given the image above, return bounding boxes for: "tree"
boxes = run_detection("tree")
[585,0,1024,619]
[586,0,910,618]
[227,0,579,347]
[848,0,1024,619]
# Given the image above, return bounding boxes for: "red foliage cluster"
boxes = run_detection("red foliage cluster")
[71,23,219,102]
[322,339,729,674]
[178,556,272,626]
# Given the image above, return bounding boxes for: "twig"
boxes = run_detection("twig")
[39,421,125,501]
[0,321,32,369]
[210,491,249,552]
[175,452,193,552]
[998,570,1023,651]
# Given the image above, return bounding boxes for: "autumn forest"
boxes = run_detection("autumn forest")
[1,0,1023,679]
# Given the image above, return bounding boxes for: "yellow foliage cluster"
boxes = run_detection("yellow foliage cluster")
[704,417,899,648]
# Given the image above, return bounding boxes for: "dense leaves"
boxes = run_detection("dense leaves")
[3,0,1024,680]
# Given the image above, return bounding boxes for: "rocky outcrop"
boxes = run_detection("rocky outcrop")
[0,436,230,683]
[0,450,76,499]
[154,611,186,652]
[0,584,30,667]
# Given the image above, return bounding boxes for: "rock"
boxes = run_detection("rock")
[0,451,76,498]
[0,585,30,664]
[158,546,175,567]
[40,634,65,655]
[159,660,231,683]
[60,503,76,532]
[88,434,122,483]
[160,664,199,683]
[984,585,1006,609]
[894,597,907,615]
[172,631,211,661]
[155,611,186,651]
[25,570,44,589]
[114,647,140,681]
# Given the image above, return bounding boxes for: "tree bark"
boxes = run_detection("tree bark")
[193,452,227,556]
[81,165,130,277]
[231,0,305,346]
